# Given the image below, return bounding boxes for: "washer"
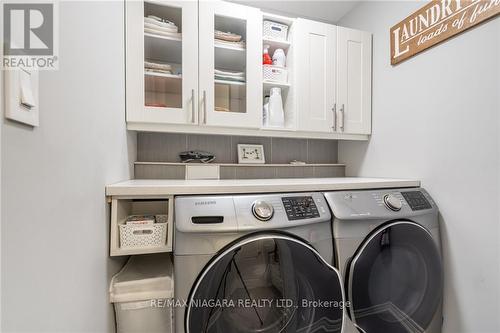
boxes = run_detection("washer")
[324,188,443,333]
[174,192,346,333]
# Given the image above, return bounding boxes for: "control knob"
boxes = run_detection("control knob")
[383,194,402,211]
[252,201,274,221]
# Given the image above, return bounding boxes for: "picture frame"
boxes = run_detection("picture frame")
[237,144,265,164]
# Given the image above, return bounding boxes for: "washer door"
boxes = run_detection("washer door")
[347,221,443,333]
[186,233,345,333]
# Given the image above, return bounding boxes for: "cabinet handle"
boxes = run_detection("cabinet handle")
[203,90,207,125]
[191,89,195,123]
[339,104,345,131]
[332,103,337,131]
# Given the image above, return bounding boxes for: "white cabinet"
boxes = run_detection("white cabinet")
[198,1,262,128]
[125,1,373,140]
[337,27,372,135]
[126,1,199,125]
[295,21,372,135]
[295,19,337,133]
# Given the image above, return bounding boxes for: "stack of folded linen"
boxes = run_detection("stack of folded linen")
[144,15,181,39]
[144,60,173,75]
[214,69,245,83]
[214,30,245,49]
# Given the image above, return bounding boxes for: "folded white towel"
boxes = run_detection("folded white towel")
[214,30,242,42]
[145,16,178,31]
[214,39,245,49]
[144,60,172,71]
[144,22,178,34]
[215,74,246,82]
[214,69,245,77]
[144,27,181,39]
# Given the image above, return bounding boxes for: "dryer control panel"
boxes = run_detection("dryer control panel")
[323,188,437,220]
[401,191,432,211]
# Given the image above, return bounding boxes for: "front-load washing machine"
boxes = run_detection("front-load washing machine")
[324,188,443,333]
[174,192,346,333]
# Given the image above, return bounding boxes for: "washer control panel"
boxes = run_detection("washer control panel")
[401,191,432,211]
[282,196,320,220]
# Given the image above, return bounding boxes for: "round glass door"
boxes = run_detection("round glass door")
[347,221,443,333]
[186,233,345,333]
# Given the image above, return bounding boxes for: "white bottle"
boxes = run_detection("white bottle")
[263,95,270,127]
[272,48,286,67]
[268,88,284,128]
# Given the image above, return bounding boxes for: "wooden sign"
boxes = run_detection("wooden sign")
[391,0,500,65]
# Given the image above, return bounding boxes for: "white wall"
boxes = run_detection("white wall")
[232,0,359,23]
[338,2,500,332]
[1,2,134,332]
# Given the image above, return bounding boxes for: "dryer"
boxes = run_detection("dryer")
[174,192,346,333]
[324,188,443,333]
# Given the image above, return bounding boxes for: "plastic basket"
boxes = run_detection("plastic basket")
[263,20,289,41]
[119,223,167,249]
[263,65,288,83]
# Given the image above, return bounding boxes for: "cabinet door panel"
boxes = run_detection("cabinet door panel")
[295,19,336,133]
[337,27,372,134]
[126,0,198,124]
[199,1,262,129]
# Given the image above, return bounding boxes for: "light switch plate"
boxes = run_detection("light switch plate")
[5,68,39,127]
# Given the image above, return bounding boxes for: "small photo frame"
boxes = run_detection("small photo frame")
[237,144,265,164]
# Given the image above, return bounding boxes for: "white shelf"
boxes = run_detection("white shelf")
[215,79,246,86]
[261,126,295,132]
[145,72,181,79]
[144,32,182,63]
[214,42,245,52]
[144,32,182,43]
[262,38,291,50]
[263,80,290,90]
[109,197,174,256]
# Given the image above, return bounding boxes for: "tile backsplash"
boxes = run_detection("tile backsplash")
[135,133,344,179]
[137,133,339,164]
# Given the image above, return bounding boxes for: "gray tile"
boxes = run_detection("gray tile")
[220,166,236,179]
[230,136,272,163]
[137,133,187,162]
[135,164,185,179]
[313,166,345,178]
[307,139,339,164]
[275,166,314,178]
[271,138,308,164]
[187,134,232,163]
[235,166,276,179]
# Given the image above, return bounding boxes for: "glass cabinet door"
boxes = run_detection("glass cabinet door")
[198,1,262,129]
[126,0,198,125]
[347,221,443,333]
[186,234,345,333]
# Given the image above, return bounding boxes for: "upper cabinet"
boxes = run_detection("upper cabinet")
[198,1,262,129]
[125,0,372,140]
[126,1,199,125]
[337,27,372,135]
[295,19,337,133]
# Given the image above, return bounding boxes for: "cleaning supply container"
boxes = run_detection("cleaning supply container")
[110,253,174,333]
[268,87,285,128]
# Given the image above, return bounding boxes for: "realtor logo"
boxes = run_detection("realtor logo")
[3,2,58,69]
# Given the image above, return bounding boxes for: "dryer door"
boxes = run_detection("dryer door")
[186,232,345,333]
[347,220,443,333]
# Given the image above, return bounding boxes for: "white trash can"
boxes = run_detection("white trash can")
[109,253,174,333]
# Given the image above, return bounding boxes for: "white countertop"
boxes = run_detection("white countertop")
[106,177,420,197]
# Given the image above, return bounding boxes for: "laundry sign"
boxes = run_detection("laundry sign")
[390,0,500,65]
